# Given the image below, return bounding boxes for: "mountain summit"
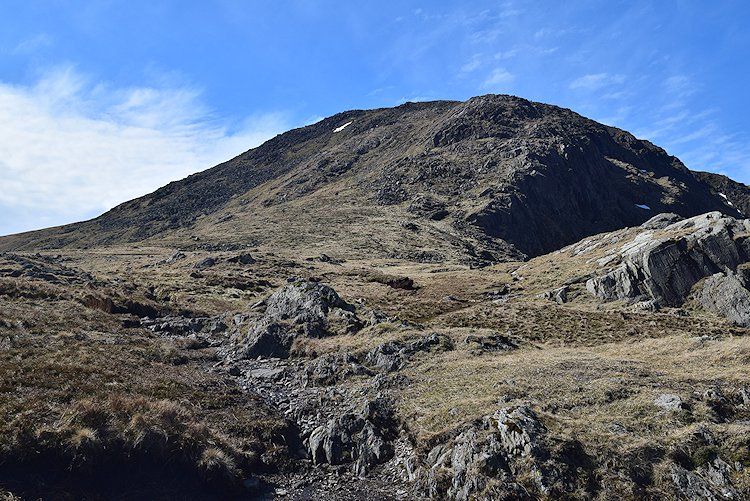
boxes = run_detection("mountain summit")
[1,94,743,262]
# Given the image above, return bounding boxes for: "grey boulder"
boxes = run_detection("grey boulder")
[694,272,750,327]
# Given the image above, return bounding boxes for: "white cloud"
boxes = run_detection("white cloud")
[569,72,625,91]
[482,68,515,88]
[9,33,53,55]
[460,55,483,74]
[0,67,289,235]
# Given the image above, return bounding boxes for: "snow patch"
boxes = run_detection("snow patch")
[635,204,651,210]
[718,192,734,206]
[333,121,352,133]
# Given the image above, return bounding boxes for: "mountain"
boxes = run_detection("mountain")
[5,94,750,499]
[1,94,743,263]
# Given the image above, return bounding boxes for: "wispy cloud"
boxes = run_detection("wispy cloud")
[482,68,515,88]
[569,72,625,91]
[0,66,288,235]
[9,33,53,54]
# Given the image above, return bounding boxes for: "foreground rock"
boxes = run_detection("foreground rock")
[308,398,398,475]
[586,212,750,309]
[228,280,362,359]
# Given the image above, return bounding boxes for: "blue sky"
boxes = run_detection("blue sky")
[1,0,748,235]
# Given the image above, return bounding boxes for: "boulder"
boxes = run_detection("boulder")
[228,253,256,265]
[229,280,361,359]
[694,272,750,326]
[654,393,684,411]
[194,257,217,269]
[539,285,569,304]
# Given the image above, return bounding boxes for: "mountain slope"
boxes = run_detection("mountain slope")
[0,94,741,261]
[695,170,750,217]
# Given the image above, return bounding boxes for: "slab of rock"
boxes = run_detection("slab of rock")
[586,212,750,306]
[418,405,592,500]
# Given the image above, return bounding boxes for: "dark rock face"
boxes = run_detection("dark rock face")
[2,95,740,262]
[586,212,750,306]
[228,280,360,359]
[696,170,750,217]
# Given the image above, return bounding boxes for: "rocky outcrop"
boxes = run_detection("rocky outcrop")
[141,315,228,336]
[0,253,93,285]
[654,393,685,411]
[228,280,361,359]
[304,352,373,386]
[463,333,517,354]
[227,252,256,265]
[586,212,750,306]
[364,333,454,372]
[194,257,217,269]
[671,460,739,501]
[303,332,452,386]
[539,285,569,304]
[307,398,398,475]
[417,405,594,500]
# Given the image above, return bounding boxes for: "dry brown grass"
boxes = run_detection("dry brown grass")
[3,243,750,497]
[0,267,291,496]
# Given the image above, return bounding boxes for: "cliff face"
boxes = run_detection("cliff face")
[1,95,741,261]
